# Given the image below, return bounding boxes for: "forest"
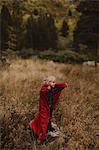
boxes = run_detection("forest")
[0,0,99,62]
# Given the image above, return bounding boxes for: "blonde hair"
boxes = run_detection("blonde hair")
[43,75,56,83]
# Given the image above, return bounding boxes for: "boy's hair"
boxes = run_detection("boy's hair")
[44,76,56,83]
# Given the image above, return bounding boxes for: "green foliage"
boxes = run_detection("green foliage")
[73,0,99,56]
[60,19,69,37]
[19,48,35,59]
[57,36,67,50]
[11,1,24,50]
[2,48,18,59]
[39,49,56,60]
[0,1,58,53]
[52,1,63,8]
[0,1,24,51]
[68,8,72,17]
[39,50,88,63]
[24,13,58,50]
[0,4,11,50]
[1,0,98,61]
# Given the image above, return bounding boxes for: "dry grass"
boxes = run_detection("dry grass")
[0,57,99,150]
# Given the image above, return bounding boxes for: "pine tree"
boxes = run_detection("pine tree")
[0,4,11,53]
[24,12,58,50]
[73,0,99,56]
[8,27,17,50]
[60,19,69,37]
[11,0,23,50]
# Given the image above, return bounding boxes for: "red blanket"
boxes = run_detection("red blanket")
[29,83,67,142]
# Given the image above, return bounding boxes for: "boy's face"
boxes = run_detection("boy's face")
[47,80,55,88]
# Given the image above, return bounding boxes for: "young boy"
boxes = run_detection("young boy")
[29,76,68,144]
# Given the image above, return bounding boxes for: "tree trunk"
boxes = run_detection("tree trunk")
[0,49,2,60]
[97,42,99,56]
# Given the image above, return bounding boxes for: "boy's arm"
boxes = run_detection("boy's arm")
[55,82,68,89]
[52,82,68,95]
[40,85,51,95]
[46,89,53,107]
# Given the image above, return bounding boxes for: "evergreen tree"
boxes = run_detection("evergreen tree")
[0,5,11,52]
[11,0,23,50]
[60,19,69,37]
[24,12,58,50]
[68,8,72,17]
[73,0,99,56]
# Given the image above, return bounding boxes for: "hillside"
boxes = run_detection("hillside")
[32,0,67,17]
[0,0,78,23]
[0,57,99,150]
[1,0,80,60]
[1,0,99,60]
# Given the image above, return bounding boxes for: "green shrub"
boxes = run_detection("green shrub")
[57,36,67,50]
[19,48,35,59]
[38,50,88,63]
[38,50,56,60]
[53,1,63,8]
[2,48,18,59]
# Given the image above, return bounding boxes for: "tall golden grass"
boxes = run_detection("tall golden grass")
[0,57,99,150]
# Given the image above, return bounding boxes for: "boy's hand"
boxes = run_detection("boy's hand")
[65,83,68,88]
[47,85,51,90]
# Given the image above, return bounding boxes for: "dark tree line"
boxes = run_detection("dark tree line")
[60,19,69,37]
[0,1,23,53]
[1,0,99,59]
[0,0,70,56]
[24,13,58,50]
[0,5,11,51]
[0,2,60,54]
[73,0,99,56]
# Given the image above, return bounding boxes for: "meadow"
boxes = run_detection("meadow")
[0,57,99,150]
